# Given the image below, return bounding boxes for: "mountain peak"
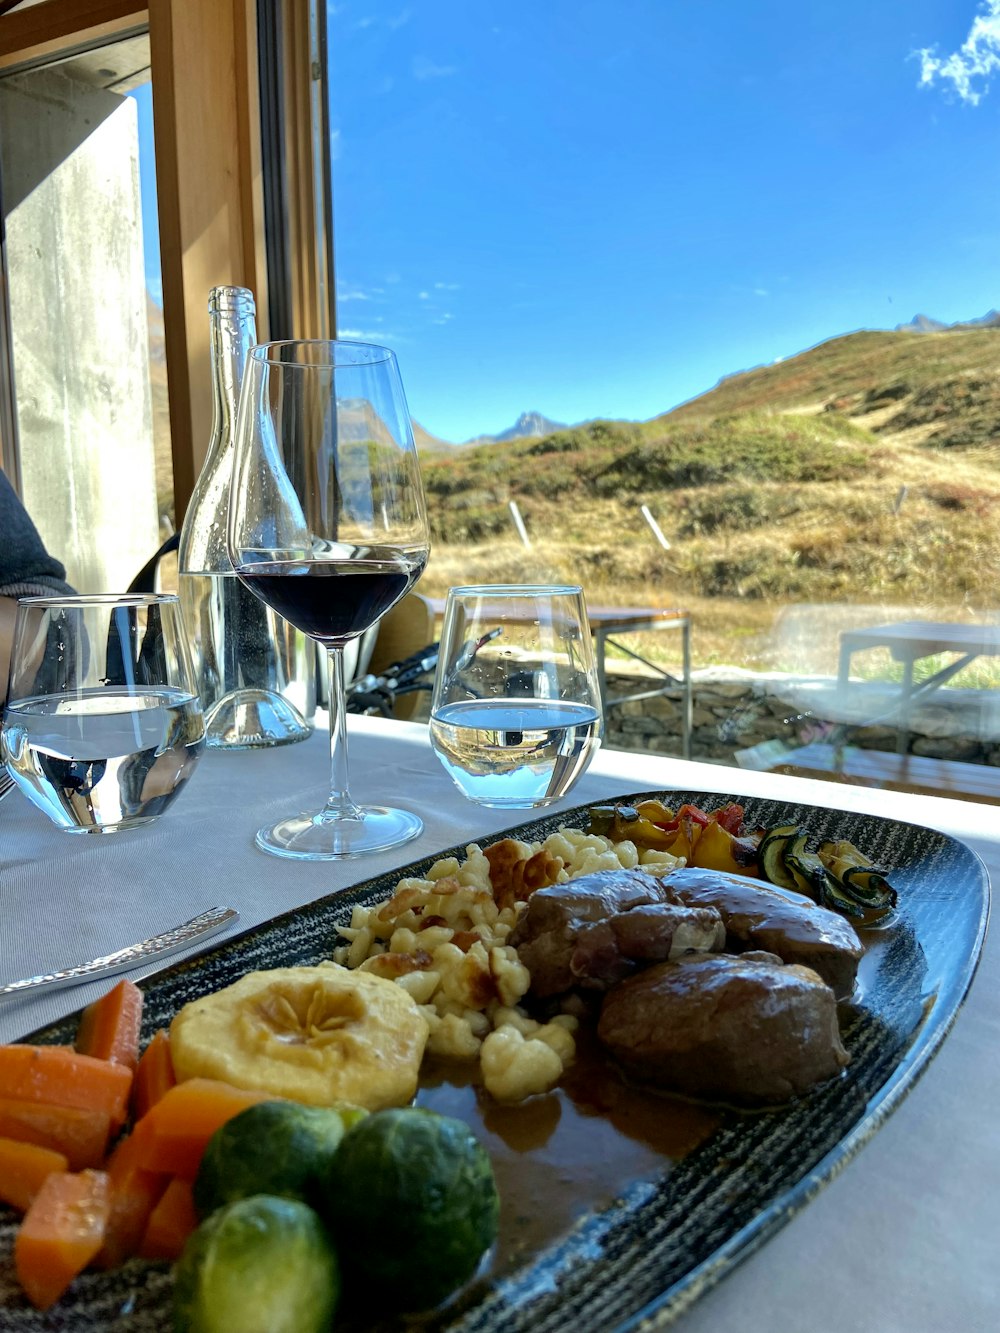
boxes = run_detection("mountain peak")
[956,308,1000,329]
[509,410,561,435]
[896,310,1000,333]
[896,313,948,333]
[465,410,567,445]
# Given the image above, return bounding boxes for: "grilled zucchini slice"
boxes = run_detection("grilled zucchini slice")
[785,850,832,903]
[841,867,897,910]
[758,824,808,891]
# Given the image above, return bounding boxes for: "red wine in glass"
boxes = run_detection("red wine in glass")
[235,551,427,646]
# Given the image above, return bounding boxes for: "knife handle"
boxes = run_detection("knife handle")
[0,906,239,1001]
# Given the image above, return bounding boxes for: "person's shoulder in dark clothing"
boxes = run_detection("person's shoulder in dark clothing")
[0,467,75,597]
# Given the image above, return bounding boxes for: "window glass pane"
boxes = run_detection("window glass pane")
[128,79,172,547]
[327,2,1000,793]
[0,33,170,595]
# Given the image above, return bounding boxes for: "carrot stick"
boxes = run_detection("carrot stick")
[94,1129,170,1269]
[132,1079,273,1180]
[0,1137,69,1213]
[131,1029,176,1123]
[0,1045,132,1124]
[14,1169,111,1311]
[138,1176,198,1261]
[0,1097,111,1171]
[75,979,143,1071]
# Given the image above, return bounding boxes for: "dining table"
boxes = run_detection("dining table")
[0,713,996,1332]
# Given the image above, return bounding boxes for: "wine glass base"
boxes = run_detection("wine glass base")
[254,805,423,861]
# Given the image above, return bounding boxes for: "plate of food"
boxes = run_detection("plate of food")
[0,789,989,1332]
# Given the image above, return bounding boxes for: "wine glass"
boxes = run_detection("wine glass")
[228,339,431,860]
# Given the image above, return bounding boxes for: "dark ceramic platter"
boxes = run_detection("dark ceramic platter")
[0,790,990,1332]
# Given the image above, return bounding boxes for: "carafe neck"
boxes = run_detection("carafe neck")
[208,285,257,459]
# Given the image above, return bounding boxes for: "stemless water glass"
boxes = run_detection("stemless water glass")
[429,585,603,808]
[0,594,206,833]
[228,339,430,860]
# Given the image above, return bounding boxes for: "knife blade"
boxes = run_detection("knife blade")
[0,906,239,1002]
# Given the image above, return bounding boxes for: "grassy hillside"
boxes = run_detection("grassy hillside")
[418,327,1000,676]
[663,326,1000,453]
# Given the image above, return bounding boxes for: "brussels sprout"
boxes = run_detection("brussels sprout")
[321,1106,499,1312]
[193,1099,366,1218]
[173,1194,339,1333]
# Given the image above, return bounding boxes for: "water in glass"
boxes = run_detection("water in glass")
[3,687,204,831]
[429,697,601,807]
[0,594,206,834]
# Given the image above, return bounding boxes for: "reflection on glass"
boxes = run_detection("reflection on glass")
[325,3,1000,795]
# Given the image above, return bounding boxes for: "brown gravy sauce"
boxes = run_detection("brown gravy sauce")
[415,1031,721,1270]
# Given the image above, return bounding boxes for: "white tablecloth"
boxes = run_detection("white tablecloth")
[1,716,996,1331]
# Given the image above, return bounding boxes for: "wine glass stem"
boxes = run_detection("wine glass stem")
[323,645,363,822]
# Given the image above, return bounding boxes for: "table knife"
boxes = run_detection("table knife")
[0,906,239,1002]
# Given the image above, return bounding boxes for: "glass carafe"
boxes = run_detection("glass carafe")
[177,287,315,747]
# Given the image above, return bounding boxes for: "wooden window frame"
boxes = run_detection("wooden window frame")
[0,1,147,70]
[0,0,331,523]
[265,0,334,342]
[147,0,269,514]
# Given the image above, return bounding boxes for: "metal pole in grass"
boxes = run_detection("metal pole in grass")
[641,504,671,550]
[508,500,531,549]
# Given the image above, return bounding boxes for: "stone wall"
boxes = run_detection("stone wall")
[603,667,1000,767]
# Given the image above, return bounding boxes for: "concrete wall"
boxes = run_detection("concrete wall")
[0,67,159,593]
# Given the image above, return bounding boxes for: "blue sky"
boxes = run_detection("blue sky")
[130,82,161,306]
[327,0,1000,442]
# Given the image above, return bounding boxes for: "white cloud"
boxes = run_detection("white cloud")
[329,128,341,161]
[338,286,371,302]
[346,9,409,32]
[338,326,396,342]
[434,281,461,291]
[418,290,430,300]
[412,55,456,79]
[916,0,1000,104]
[754,287,769,297]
